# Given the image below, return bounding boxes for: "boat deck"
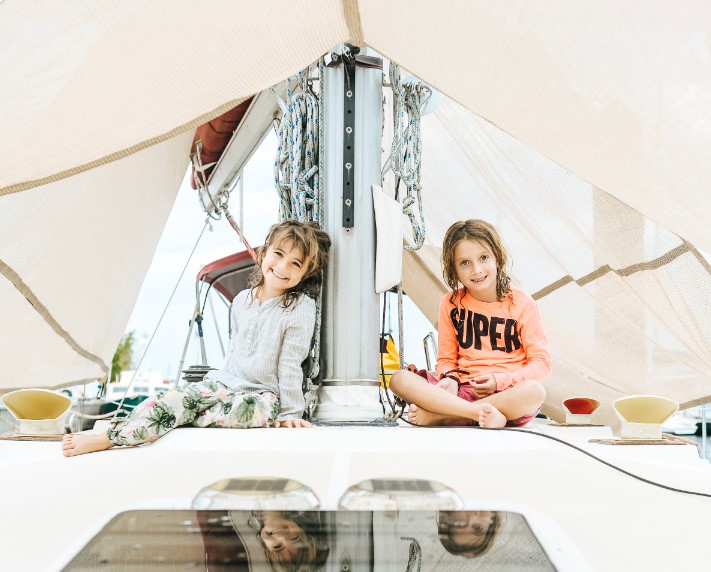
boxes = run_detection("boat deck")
[2,421,710,570]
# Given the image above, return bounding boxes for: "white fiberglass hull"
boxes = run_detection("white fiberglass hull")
[2,422,709,570]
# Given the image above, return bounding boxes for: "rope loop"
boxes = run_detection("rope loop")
[274,67,322,226]
[383,62,429,250]
[190,140,224,221]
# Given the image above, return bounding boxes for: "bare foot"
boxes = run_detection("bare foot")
[62,433,113,457]
[408,403,451,426]
[477,404,507,428]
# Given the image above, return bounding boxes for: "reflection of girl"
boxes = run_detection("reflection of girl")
[248,511,330,572]
[437,511,504,558]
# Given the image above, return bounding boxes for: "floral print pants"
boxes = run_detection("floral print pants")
[107,379,280,446]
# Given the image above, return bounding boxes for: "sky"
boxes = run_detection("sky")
[124,131,434,382]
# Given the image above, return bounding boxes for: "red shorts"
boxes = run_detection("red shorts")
[420,370,537,427]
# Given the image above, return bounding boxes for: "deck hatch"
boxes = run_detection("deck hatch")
[222,478,290,492]
[371,478,434,492]
[62,509,556,571]
[192,477,320,510]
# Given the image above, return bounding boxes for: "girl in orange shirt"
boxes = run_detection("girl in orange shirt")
[390,220,551,428]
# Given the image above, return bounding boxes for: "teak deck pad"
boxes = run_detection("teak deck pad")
[550,423,605,427]
[0,432,64,441]
[589,437,689,446]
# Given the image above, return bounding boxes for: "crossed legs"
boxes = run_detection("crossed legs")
[389,369,545,428]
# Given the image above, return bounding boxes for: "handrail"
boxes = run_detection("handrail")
[423,332,437,371]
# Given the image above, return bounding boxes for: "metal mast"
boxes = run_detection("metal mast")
[314,45,384,422]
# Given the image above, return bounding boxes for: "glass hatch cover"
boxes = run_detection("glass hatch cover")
[62,509,555,571]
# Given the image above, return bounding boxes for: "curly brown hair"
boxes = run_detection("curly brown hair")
[250,220,332,308]
[248,510,330,572]
[441,219,511,303]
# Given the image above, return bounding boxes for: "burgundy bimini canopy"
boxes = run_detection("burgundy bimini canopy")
[196,248,258,303]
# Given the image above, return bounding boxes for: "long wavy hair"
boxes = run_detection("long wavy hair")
[248,510,330,572]
[441,219,511,303]
[250,220,331,308]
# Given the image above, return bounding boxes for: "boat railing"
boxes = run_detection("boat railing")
[423,332,437,372]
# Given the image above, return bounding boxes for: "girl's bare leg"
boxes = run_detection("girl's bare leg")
[390,370,506,428]
[407,404,468,426]
[474,380,546,421]
[62,433,113,457]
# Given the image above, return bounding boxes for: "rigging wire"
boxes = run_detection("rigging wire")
[223,205,258,261]
[206,289,226,359]
[185,149,257,370]
[398,416,711,499]
[107,221,210,423]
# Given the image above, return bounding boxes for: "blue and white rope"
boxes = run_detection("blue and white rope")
[273,65,324,383]
[274,69,321,225]
[383,62,427,250]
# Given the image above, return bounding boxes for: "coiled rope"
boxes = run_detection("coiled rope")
[274,67,322,226]
[383,62,429,251]
[273,64,325,406]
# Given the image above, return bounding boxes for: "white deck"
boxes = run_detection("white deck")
[2,421,710,570]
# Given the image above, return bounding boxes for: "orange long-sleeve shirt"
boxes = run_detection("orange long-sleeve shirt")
[435,287,552,390]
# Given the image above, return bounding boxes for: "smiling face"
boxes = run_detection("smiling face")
[259,513,307,560]
[446,511,495,548]
[441,220,510,303]
[454,240,498,302]
[259,239,308,299]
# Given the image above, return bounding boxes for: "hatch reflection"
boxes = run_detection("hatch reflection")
[63,509,555,571]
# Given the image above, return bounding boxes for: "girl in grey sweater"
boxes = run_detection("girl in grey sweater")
[62,220,331,456]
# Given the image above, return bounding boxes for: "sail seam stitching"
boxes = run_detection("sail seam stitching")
[0,258,109,374]
[0,95,250,198]
[532,242,709,300]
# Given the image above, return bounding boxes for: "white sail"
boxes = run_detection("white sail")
[2,9,711,571]
[405,98,711,424]
[0,134,191,390]
[1,2,710,415]
[4,2,710,250]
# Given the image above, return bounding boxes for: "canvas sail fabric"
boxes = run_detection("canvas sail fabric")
[3,2,710,253]
[0,0,350,197]
[403,98,711,422]
[0,0,351,393]
[360,0,711,256]
[2,1,711,410]
[0,134,192,390]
